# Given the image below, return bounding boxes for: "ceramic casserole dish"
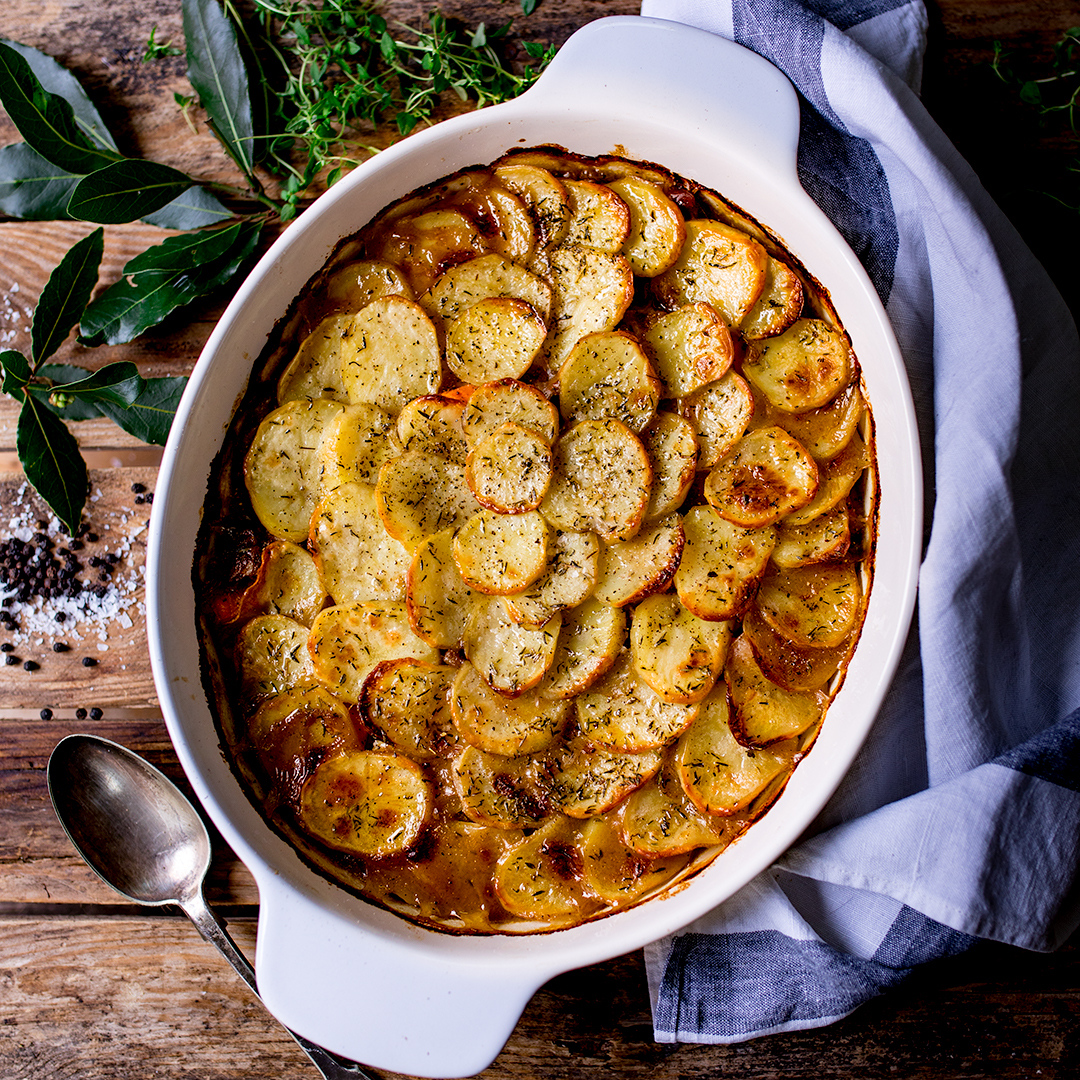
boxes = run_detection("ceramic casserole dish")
[147,16,921,1078]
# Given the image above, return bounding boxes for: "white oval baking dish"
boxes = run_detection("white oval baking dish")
[147,15,921,1078]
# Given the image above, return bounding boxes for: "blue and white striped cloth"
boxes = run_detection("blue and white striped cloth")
[639,0,1080,1044]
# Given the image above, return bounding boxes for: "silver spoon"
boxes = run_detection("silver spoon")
[47,732,379,1080]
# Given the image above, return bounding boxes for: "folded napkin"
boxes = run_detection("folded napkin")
[638,0,1080,1044]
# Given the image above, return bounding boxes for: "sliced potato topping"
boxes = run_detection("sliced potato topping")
[558,331,660,433]
[462,595,562,697]
[453,509,550,595]
[370,207,484,294]
[318,402,401,491]
[321,258,414,315]
[643,303,735,399]
[452,744,550,829]
[493,815,591,921]
[674,504,777,621]
[462,378,559,448]
[493,162,571,246]
[680,371,755,469]
[406,526,476,648]
[419,253,553,324]
[619,772,732,856]
[653,219,769,325]
[504,529,600,630]
[451,661,569,756]
[743,318,851,413]
[299,750,431,857]
[785,433,871,526]
[592,513,685,607]
[703,425,819,528]
[740,255,804,341]
[339,296,442,412]
[563,178,631,253]
[244,397,344,542]
[774,380,864,461]
[362,657,454,760]
[642,411,698,521]
[446,297,548,384]
[375,451,480,550]
[773,503,851,568]
[396,394,468,466]
[755,563,863,648]
[276,313,353,404]
[465,422,553,514]
[546,736,664,818]
[239,541,326,628]
[726,634,826,748]
[237,614,316,701]
[742,604,848,692]
[606,175,687,278]
[579,816,688,905]
[538,597,625,699]
[631,593,733,704]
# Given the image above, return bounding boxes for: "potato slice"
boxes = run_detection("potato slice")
[237,614,316,701]
[465,422,553,514]
[308,600,439,703]
[450,661,569,755]
[674,504,776,621]
[538,597,625,699]
[606,175,687,278]
[406,526,476,648]
[445,297,548,384]
[703,426,819,528]
[546,735,664,818]
[396,394,468,465]
[244,397,344,542]
[239,540,326,627]
[576,651,700,753]
[276,314,352,405]
[453,509,550,595]
[675,688,790,816]
[726,634,826,748]
[504,529,600,630]
[371,207,485,294]
[318,402,401,492]
[773,380,864,461]
[740,255,804,340]
[742,604,849,692]
[362,657,454,759]
[630,593,733,704]
[462,378,559,449]
[310,481,410,605]
[419,253,552,324]
[462,595,562,696]
[592,513,684,607]
[578,816,688,905]
[339,296,441,412]
[462,185,536,263]
[563,178,631,253]
[784,433,871,526]
[653,219,768,325]
[540,418,651,543]
[321,258,414,315]
[618,768,731,856]
[642,411,698,522]
[299,750,431,856]
[680,371,755,469]
[452,744,550,829]
[542,243,635,372]
[493,816,591,921]
[557,331,661,433]
[643,303,735,398]
[755,563,863,649]
[493,162,571,246]
[772,504,851,569]
[742,318,851,413]
[375,451,481,550]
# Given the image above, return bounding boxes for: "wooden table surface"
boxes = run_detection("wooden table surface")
[2,2,1078,1078]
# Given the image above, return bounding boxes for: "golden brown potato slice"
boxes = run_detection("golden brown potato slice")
[493,162,571,246]
[465,422,553,514]
[742,605,849,692]
[772,504,851,569]
[406,526,476,648]
[703,426,819,528]
[396,394,468,466]
[299,750,431,856]
[419,253,553,324]
[504,529,600,630]
[310,481,410,605]
[453,509,550,595]
[606,175,687,278]
[450,661,569,755]
[445,297,548,385]
[618,768,732,856]
[653,220,769,325]
[592,513,685,607]
[680,371,755,469]
[538,597,625,699]
[643,303,735,399]
[546,736,664,818]
[339,296,442,412]
[320,258,414,315]
[742,318,851,413]
[773,380,864,461]
[318,402,401,492]
[726,634,826,748]
[674,504,777,621]
[463,595,562,697]
[641,411,698,521]
[468,186,536,264]
[630,593,733,704]
[755,563,863,648]
[740,255,804,340]
[578,817,688,906]
[540,418,651,543]
[493,816,591,921]
[563,178,631,253]
[362,657,454,759]
[244,397,344,542]
[371,207,485,294]
[237,614,316,701]
[674,688,790,816]
[461,378,559,449]
[308,600,439,703]
[784,433,871,526]
[375,451,481,550]
[276,314,353,405]
[575,650,700,752]
[451,744,550,829]
[239,540,326,627]
[557,331,661,433]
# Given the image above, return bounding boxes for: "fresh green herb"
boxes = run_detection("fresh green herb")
[142,25,184,62]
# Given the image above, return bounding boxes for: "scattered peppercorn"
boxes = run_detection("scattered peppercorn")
[52,642,69,653]
[54,611,66,623]
[89,707,103,720]
[75,707,87,720]
[0,643,12,653]
[131,482,146,494]
[5,655,18,666]
[145,492,154,504]
[134,495,145,505]
[23,660,38,671]
[86,532,98,543]
[39,708,52,720]
[82,656,97,667]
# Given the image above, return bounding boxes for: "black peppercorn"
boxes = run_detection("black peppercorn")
[23,660,38,671]
[82,656,97,667]
[75,707,87,720]
[5,655,18,666]
[52,642,69,653]
[39,708,52,720]
[89,707,103,720]
[131,482,146,494]
[0,643,11,653]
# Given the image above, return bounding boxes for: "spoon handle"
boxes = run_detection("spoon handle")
[181,890,380,1080]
